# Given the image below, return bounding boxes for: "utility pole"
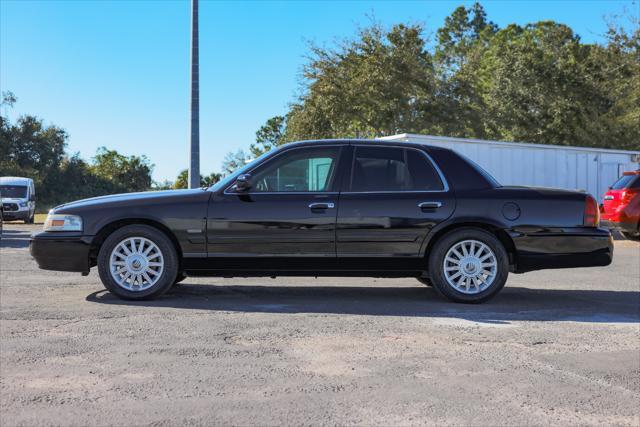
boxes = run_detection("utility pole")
[188,0,200,188]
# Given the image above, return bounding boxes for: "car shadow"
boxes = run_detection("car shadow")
[86,284,640,324]
[0,229,32,249]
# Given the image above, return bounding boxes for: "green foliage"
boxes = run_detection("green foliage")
[0,96,156,211]
[221,149,249,176]
[285,22,437,141]
[173,169,222,189]
[235,2,639,152]
[91,147,153,193]
[250,116,286,157]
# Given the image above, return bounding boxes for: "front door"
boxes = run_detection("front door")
[206,145,344,272]
[336,145,455,271]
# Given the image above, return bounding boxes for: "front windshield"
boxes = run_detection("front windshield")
[0,185,28,198]
[209,148,280,192]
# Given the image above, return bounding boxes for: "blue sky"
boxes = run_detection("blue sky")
[1,0,635,182]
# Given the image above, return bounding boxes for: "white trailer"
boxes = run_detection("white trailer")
[380,133,640,201]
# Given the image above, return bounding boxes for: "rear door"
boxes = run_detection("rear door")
[336,144,455,270]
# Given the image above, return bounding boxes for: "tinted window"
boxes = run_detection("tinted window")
[611,174,639,190]
[252,147,339,192]
[0,185,28,198]
[350,146,444,192]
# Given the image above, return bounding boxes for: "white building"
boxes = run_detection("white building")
[380,133,640,201]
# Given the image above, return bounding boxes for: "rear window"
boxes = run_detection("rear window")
[350,146,444,192]
[611,174,639,190]
[0,185,28,198]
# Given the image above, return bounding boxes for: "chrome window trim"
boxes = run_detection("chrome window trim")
[223,191,340,196]
[346,144,450,193]
[222,144,344,196]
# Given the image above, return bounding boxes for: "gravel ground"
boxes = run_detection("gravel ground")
[1,223,639,426]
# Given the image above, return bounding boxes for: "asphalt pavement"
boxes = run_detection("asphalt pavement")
[1,223,639,426]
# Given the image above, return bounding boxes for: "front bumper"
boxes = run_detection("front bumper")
[30,232,93,273]
[511,227,613,273]
[2,210,30,221]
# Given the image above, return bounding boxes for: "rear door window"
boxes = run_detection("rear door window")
[350,146,444,192]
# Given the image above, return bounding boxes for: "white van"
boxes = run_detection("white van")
[0,177,36,223]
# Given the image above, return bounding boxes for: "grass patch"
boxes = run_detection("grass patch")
[34,213,48,224]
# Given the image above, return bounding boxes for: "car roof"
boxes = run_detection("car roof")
[0,176,33,185]
[285,139,450,152]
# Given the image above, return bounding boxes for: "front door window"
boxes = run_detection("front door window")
[252,147,340,193]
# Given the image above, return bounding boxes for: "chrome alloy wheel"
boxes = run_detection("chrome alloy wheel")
[109,237,164,291]
[443,239,497,294]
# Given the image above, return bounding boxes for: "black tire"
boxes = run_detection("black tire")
[97,224,178,300]
[416,277,433,287]
[25,213,34,224]
[621,230,640,242]
[173,273,187,286]
[428,227,509,304]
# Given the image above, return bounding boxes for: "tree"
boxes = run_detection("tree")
[221,149,249,176]
[91,147,153,193]
[257,4,639,151]
[432,2,497,137]
[173,169,222,189]
[475,21,634,148]
[285,22,438,141]
[250,116,286,157]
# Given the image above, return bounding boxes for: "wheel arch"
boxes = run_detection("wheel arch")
[423,221,517,269]
[89,218,183,269]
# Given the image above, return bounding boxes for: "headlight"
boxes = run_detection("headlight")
[19,202,28,207]
[43,213,83,232]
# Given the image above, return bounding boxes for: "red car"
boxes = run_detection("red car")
[601,170,640,241]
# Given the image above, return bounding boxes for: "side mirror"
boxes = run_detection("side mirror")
[234,174,253,192]
[30,195,36,202]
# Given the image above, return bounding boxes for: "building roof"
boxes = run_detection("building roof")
[379,133,640,156]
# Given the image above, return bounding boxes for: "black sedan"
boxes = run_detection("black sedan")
[30,140,613,303]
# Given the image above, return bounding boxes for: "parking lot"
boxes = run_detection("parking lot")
[0,222,638,426]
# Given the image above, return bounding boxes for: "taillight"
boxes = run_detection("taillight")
[620,189,639,204]
[583,195,600,227]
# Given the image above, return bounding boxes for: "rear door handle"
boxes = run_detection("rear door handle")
[418,201,442,211]
[309,202,335,210]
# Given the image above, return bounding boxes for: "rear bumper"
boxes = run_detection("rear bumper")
[511,227,613,273]
[30,232,92,273]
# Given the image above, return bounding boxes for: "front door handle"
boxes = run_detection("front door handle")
[418,201,442,211]
[309,202,335,210]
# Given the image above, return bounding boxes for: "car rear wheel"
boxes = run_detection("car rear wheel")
[620,224,640,242]
[428,228,509,303]
[97,224,178,300]
[621,229,640,241]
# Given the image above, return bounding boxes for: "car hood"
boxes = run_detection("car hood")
[1,198,27,203]
[54,189,207,211]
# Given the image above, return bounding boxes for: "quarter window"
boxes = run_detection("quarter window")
[350,146,444,192]
[252,147,339,193]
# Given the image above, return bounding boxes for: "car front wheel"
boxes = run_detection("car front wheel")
[97,224,178,300]
[428,228,509,303]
